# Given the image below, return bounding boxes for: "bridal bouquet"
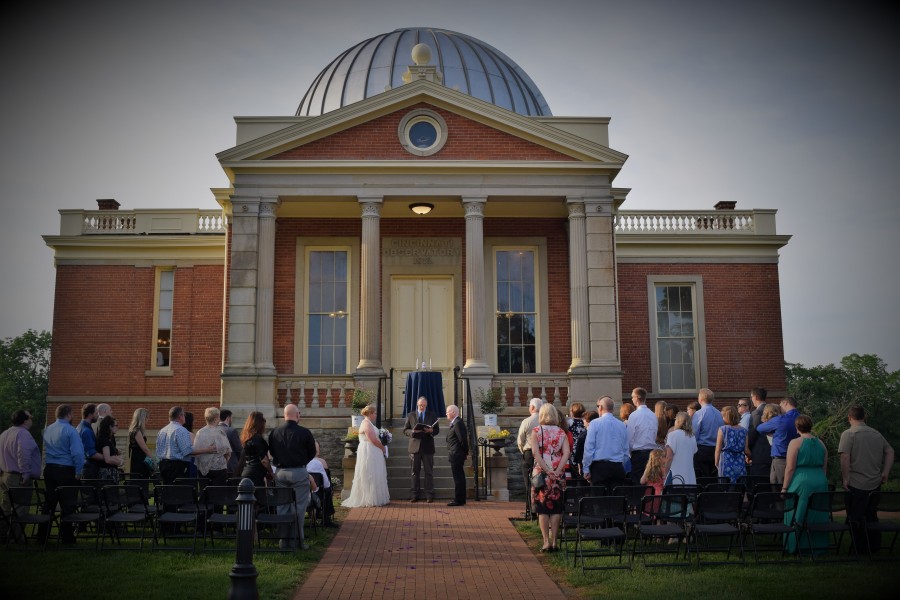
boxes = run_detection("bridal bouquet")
[379,428,393,457]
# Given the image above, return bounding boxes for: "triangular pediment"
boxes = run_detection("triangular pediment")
[217,79,628,170]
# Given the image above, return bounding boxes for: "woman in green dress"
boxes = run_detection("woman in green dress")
[782,414,829,554]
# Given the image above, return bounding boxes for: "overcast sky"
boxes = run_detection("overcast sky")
[1,0,897,370]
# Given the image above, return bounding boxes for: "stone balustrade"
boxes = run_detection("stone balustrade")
[615,209,777,235]
[59,209,227,235]
[493,375,570,407]
[277,375,356,409]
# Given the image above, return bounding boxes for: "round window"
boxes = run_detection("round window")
[398,109,448,156]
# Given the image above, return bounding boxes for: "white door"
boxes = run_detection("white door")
[390,276,454,414]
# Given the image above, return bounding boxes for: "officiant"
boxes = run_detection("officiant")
[403,396,440,503]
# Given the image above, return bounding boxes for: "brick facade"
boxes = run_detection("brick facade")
[617,262,787,405]
[48,264,224,410]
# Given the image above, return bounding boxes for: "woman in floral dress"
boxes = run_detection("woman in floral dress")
[715,406,750,483]
[531,404,571,552]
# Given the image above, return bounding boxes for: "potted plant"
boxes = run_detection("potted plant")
[485,428,511,455]
[350,388,371,427]
[476,386,505,426]
[342,430,360,454]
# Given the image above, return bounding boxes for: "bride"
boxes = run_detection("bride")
[342,404,390,507]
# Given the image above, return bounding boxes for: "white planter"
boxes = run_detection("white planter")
[483,414,497,427]
[351,415,364,427]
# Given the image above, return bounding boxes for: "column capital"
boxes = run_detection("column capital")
[567,202,586,219]
[359,199,383,218]
[462,197,486,218]
[258,199,280,218]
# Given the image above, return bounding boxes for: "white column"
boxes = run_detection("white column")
[356,197,384,373]
[567,199,590,371]
[254,198,278,374]
[463,197,491,373]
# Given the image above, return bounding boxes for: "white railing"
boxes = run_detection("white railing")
[493,375,570,407]
[76,210,226,235]
[277,375,356,409]
[615,210,756,234]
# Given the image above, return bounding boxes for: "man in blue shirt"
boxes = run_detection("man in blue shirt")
[41,404,85,543]
[756,396,800,485]
[156,406,216,483]
[582,396,629,490]
[691,388,725,479]
[76,403,103,479]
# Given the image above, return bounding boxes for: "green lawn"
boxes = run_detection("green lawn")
[0,514,342,600]
[515,519,900,599]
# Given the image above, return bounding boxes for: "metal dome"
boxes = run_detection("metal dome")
[297,28,552,117]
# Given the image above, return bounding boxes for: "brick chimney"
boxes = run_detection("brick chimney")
[714,201,736,211]
[97,198,120,210]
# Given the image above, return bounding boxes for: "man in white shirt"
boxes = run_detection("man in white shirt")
[626,388,659,481]
[517,397,543,518]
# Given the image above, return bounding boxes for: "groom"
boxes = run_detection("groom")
[404,396,440,503]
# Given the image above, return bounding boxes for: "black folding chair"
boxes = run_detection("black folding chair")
[307,473,326,534]
[254,486,301,552]
[611,484,655,539]
[5,486,56,550]
[154,484,201,552]
[696,476,729,490]
[801,491,858,561]
[560,485,607,562]
[691,492,744,565]
[742,491,800,563]
[632,494,691,567]
[862,491,900,560]
[100,485,155,551]
[203,486,240,549]
[56,486,103,550]
[575,495,630,575]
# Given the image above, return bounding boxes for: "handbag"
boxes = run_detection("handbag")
[531,427,547,490]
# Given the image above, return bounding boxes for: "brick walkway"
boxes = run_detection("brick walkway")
[294,502,567,599]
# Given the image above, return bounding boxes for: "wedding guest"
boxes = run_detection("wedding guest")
[194,407,232,486]
[715,406,749,483]
[96,415,125,483]
[127,408,154,478]
[239,411,271,487]
[531,404,570,552]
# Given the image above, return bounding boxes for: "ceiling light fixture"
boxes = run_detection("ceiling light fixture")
[409,202,434,215]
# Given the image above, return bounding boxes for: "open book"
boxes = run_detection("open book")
[413,419,440,431]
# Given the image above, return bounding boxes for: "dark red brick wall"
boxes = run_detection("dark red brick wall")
[268,103,577,161]
[48,264,224,399]
[618,262,786,401]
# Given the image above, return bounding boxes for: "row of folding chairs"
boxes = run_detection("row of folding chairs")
[3,483,313,553]
[563,486,899,575]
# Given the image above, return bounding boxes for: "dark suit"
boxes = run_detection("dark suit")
[403,409,440,500]
[446,417,469,504]
[219,423,243,475]
[747,403,771,477]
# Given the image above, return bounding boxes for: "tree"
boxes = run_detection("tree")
[0,329,51,433]
[786,353,899,480]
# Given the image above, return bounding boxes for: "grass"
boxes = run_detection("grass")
[0,509,347,600]
[514,518,900,599]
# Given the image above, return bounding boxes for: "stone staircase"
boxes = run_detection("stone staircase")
[383,424,461,500]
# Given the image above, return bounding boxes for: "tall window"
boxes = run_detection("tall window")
[495,249,537,373]
[306,249,349,374]
[653,283,699,391]
[154,269,174,369]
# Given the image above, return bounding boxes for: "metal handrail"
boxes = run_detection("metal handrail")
[463,376,481,501]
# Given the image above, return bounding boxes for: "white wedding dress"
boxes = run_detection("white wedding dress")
[342,420,390,507]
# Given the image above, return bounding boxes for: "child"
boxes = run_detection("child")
[640,448,666,496]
